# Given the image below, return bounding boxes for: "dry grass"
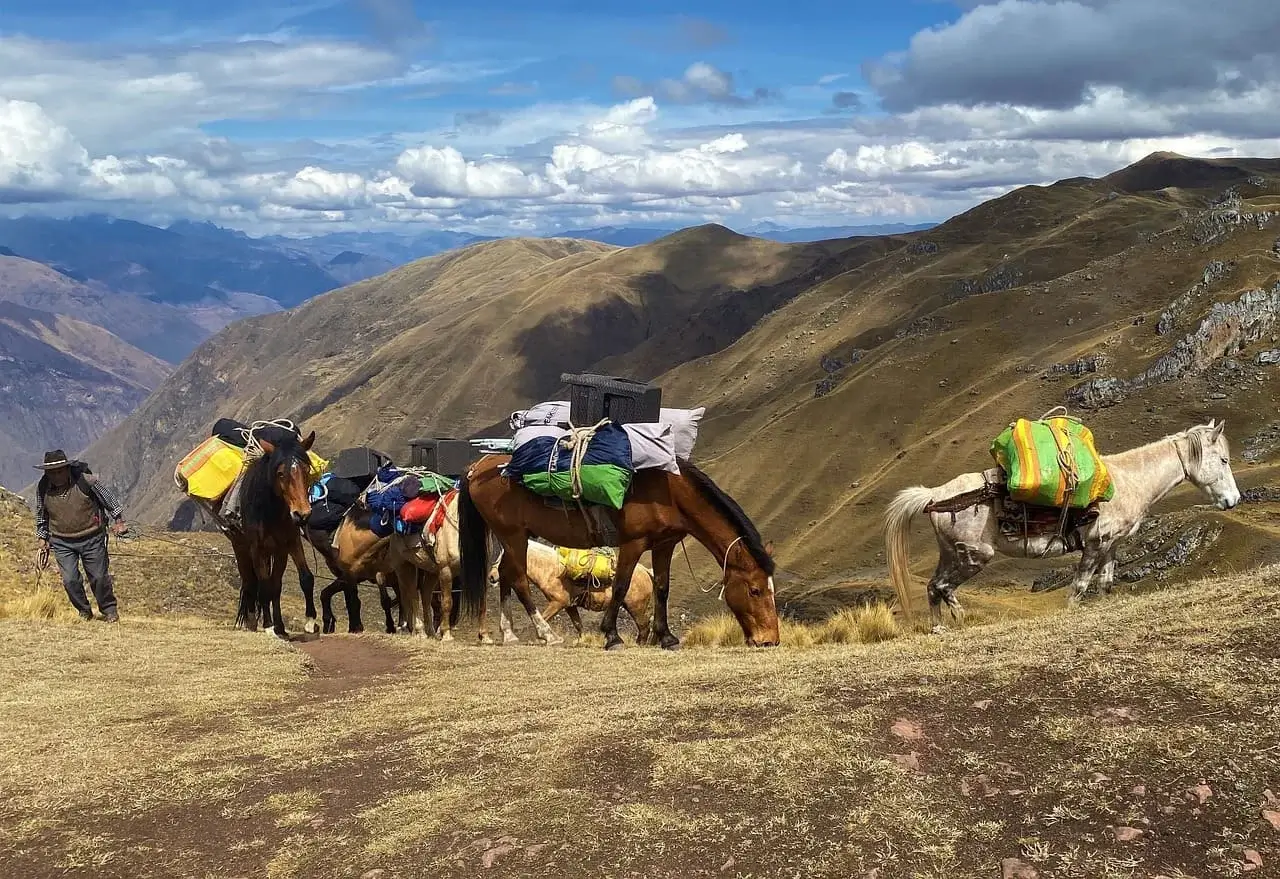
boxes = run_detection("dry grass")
[3,500,1280,879]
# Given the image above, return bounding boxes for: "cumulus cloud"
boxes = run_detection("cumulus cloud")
[613,62,776,106]
[0,100,89,201]
[864,0,1280,111]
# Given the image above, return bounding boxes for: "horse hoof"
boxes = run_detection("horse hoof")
[604,637,626,651]
[303,619,319,635]
[659,634,681,651]
[502,634,520,646]
[478,634,495,646]
[349,626,364,635]
[930,624,948,635]
[440,631,454,643]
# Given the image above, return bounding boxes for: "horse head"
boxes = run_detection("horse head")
[1182,419,1241,510]
[252,430,316,527]
[723,538,781,647]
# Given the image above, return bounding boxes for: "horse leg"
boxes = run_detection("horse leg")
[565,606,586,642]
[599,541,644,651]
[344,582,364,633]
[268,550,288,639]
[398,563,427,637]
[378,576,397,634]
[649,541,678,650]
[288,542,319,635]
[231,540,259,632]
[926,540,992,633]
[497,576,519,644]
[435,566,455,643]
[624,591,651,647]
[498,547,560,645]
[320,580,342,633]
[1098,547,1118,597]
[1066,544,1104,609]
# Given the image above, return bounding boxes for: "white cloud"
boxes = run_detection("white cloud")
[0,99,88,199]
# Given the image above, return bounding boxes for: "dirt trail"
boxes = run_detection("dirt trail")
[294,634,407,699]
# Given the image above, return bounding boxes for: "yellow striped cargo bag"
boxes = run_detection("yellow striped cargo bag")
[556,547,617,582]
[990,414,1115,508]
[175,436,244,500]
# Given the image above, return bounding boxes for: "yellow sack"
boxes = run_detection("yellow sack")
[175,437,244,500]
[556,547,616,582]
[306,451,329,487]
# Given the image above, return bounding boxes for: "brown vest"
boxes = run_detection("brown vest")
[44,481,104,540]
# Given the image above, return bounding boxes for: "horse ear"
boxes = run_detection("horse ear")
[764,540,775,557]
[259,438,276,455]
[1206,418,1216,429]
[1212,420,1225,441]
[301,430,316,451]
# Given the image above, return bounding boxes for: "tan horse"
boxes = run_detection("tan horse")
[488,541,654,645]
[885,420,1241,632]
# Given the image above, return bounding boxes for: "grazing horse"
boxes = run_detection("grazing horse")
[489,541,654,645]
[458,455,780,650]
[224,430,316,637]
[885,420,1242,631]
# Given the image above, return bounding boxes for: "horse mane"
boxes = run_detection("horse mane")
[676,459,775,576]
[240,435,311,529]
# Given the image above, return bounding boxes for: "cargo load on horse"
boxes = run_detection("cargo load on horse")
[174,418,328,529]
[362,464,457,540]
[557,545,617,583]
[503,392,705,511]
[990,410,1115,509]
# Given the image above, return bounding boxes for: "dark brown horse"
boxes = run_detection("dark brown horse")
[458,455,780,649]
[226,430,316,637]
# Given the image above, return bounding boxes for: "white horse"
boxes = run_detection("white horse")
[885,420,1241,631]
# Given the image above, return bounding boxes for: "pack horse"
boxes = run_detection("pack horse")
[885,419,1241,631]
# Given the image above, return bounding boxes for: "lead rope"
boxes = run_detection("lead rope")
[688,535,745,601]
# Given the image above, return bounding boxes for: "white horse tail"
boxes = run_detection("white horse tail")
[884,486,936,624]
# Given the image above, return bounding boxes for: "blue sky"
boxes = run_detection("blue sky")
[1,0,1277,235]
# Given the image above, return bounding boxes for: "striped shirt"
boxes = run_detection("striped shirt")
[35,474,125,542]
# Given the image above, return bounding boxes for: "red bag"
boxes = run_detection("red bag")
[399,495,439,525]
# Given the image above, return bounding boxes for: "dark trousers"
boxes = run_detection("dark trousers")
[51,531,117,618]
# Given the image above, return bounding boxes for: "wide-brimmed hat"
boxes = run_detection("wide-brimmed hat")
[34,450,71,470]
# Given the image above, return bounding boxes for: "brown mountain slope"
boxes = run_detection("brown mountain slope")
[86,230,879,523]
[84,153,1280,614]
[0,254,226,363]
[0,303,170,489]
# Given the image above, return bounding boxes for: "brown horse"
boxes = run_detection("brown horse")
[223,430,316,638]
[458,455,780,650]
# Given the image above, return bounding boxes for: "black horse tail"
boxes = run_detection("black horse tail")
[234,575,258,630]
[458,476,489,619]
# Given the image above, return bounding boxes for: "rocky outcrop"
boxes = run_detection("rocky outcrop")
[947,263,1026,301]
[814,349,865,398]
[1188,189,1280,244]
[1065,376,1128,409]
[906,241,939,256]
[1031,515,1223,592]
[1042,354,1108,382]
[1156,260,1235,336]
[1068,282,1280,408]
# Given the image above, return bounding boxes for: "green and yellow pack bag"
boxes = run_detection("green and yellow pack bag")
[990,412,1115,508]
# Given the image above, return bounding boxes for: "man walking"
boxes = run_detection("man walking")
[34,450,128,622]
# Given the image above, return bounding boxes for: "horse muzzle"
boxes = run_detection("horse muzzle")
[292,510,310,526]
